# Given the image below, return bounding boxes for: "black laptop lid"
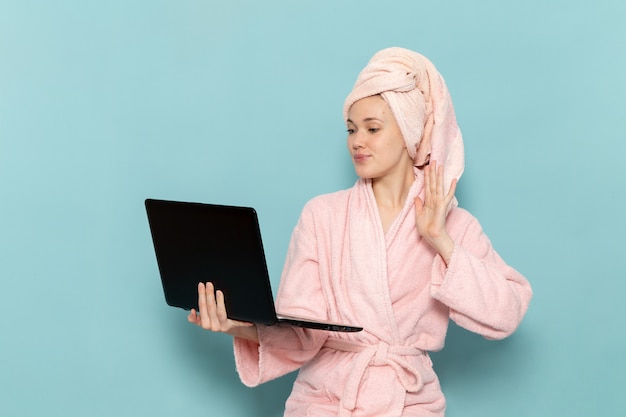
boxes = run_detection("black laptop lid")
[145,199,278,325]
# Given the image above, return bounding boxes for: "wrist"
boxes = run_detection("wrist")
[430,235,455,265]
[230,324,259,344]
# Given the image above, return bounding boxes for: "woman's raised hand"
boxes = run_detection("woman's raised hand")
[187,282,259,343]
[414,161,457,265]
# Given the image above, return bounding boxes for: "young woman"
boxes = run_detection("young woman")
[188,47,532,417]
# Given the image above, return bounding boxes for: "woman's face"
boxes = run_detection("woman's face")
[346,95,412,181]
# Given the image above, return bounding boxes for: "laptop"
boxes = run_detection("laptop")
[145,198,362,332]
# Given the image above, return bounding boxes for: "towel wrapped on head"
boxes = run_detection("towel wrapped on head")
[343,47,465,194]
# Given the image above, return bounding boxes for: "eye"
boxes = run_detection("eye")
[368,128,380,133]
[346,128,355,134]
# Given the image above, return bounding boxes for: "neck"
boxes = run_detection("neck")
[371,166,415,210]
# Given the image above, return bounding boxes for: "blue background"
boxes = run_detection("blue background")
[1,1,625,415]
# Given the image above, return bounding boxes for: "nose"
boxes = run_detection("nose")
[351,131,365,150]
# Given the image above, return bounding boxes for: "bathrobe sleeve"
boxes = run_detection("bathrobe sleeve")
[430,208,533,340]
[233,202,329,387]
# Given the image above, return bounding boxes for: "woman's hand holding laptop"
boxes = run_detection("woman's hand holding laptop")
[187,282,259,344]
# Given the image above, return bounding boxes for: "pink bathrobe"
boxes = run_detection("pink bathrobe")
[233,171,533,417]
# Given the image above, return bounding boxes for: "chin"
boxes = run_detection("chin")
[355,172,379,181]
[353,168,374,179]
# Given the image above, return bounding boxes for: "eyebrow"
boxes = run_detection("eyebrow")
[346,117,384,124]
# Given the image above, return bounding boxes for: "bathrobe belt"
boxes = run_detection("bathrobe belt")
[323,338,426,416]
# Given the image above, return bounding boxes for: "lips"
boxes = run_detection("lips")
[353,153,370,163]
